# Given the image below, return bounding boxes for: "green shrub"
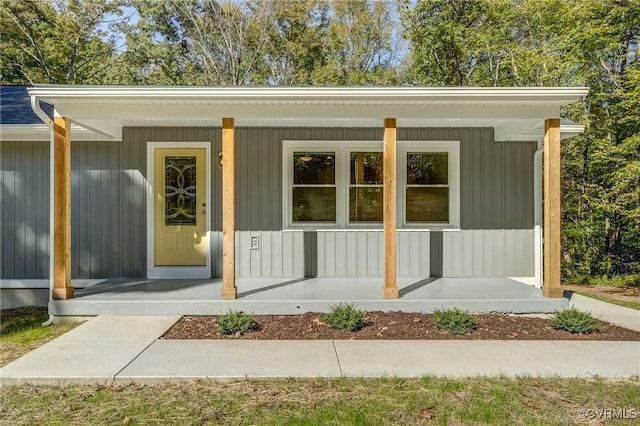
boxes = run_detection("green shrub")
[432,308,477,335]
[323,302,367,332]
[565,274,640,288]
[552,308,600,334]
[216,310,257,335]
[610,274,640,288]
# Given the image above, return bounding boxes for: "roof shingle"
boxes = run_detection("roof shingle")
[1,85,53,125]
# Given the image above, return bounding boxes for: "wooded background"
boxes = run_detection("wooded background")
[2,0,638,280]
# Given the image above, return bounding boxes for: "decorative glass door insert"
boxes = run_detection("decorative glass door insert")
[153,148,206,266]
[164,156,197,225]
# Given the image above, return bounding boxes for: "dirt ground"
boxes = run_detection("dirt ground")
[564,284,640,305]
[162,311,640,341]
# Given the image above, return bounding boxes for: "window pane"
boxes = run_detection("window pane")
[292,187,336,222]
[406,187,449,222]
[293,152,335,184]
[349,187,383,222]
[407,153,448,185]
[350,152,383,184]
[165,156,197,225]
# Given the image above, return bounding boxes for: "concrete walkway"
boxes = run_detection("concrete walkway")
[568,292,640,332]
[1,315,638,384]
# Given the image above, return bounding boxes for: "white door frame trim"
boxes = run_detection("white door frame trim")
[146,141,211,279]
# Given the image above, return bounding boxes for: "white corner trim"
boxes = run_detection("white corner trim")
[49,114,55,296]
[533,143,543,289]
[509,277,536,287]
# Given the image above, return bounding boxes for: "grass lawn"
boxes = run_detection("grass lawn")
[1,378,639,425]
[1,304,638,425]
[572,290,640,311]
[0,307,81,367]
[565,274,640,311]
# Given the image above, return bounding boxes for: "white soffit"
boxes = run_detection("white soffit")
[508,119,586,141]
[28,86,590,142]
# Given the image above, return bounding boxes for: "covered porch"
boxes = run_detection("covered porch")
[27,86,589,308]
[49,277,567,316]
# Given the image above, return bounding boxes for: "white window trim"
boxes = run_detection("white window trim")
[398,141,460,229]
[283,141,343,229]
[282,140,460,230]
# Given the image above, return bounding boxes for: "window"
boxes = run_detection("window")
[405,152,449,222]
[292,152,336,222]
[284,141,459,229]
[401,142,459,227]
[349,151,383,223]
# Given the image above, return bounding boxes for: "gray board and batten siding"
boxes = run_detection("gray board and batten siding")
[1,127,535,280]
[1,141,51,279]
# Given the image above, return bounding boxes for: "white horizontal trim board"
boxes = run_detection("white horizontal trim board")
[2,124,115,141]
[0,279,106,289]
[30,86,589,104]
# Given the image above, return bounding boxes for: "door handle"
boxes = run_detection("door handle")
[201,202,206,215]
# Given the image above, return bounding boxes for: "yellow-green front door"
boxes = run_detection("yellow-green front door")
[154,148,206,266]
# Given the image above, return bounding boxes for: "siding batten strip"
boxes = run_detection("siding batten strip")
[221,118,237,299]
[382,118,398,299]
[542,118,562,298]
[52,116,73,299]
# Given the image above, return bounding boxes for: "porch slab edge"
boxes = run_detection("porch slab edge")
[49,299,569,316]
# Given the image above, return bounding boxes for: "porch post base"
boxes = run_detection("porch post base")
[52,287,74,300]
[382,286,398,299]
[542,286,563,298]
[221,288,237,300]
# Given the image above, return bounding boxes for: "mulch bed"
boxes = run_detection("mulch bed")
[162,312,640,341]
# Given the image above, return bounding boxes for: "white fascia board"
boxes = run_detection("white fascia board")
[560,123,585,139]
[0,124,114,141]
[29,85,590,106]
[55,103,559,122]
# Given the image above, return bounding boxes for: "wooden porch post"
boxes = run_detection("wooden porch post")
[52,115,73,300]
[382,118,398,299]
[542,118,563,298]
[221,118,237,299]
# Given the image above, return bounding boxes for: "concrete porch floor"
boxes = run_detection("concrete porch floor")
[49,277,568,316]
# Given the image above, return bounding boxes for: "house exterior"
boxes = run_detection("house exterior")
[0,85,588,309]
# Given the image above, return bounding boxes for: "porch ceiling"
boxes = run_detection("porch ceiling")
[28,85,589,142]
